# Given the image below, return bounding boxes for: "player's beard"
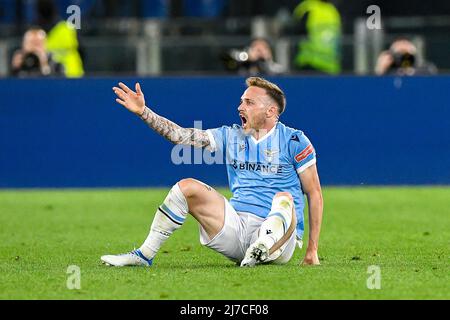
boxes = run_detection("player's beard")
[242,113,266,136]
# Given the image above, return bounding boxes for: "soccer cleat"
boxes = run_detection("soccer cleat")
[240,241,270,267]
[101,249,153,267]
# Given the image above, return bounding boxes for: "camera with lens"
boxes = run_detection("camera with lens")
[17,52,42,75]
[390,51,416,69]
[221,48,254,72]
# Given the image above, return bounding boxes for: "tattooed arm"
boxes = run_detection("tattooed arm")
[139,106,211,148]
[113,82,211,149]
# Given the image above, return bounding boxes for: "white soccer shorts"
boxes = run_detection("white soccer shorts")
[199,197,297,264]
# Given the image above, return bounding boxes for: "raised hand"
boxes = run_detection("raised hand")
[113,82,146,116]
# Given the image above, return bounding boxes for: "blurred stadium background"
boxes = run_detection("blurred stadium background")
[0,0,449,301]
[0,0,449,188]
[0,0,450,76]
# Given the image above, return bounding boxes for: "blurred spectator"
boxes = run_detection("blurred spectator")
[222,38,286,76]
[36,0,84,78]
[11,27,64,77]
[375,39,438,76]
[293,0,342,75]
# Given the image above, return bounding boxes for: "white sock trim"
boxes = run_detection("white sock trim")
[139,183,189,259]
[158,183,189,224]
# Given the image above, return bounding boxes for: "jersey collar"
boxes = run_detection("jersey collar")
[250,122,278,145]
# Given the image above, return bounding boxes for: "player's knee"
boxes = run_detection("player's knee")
[178,178,197,198]
[271,192,294,218]
[177,178,205,198]
[274,192,293,202]
[272,192,294,207]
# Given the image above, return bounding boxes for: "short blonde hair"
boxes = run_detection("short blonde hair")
[246,77,286,115]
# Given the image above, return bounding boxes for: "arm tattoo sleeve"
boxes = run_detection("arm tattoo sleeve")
[140,106,211,149]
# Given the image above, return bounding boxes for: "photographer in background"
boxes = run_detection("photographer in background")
[222,38,286,76]
[375,39,437,76]
[11,27,64,77]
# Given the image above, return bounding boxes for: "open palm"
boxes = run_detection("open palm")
[113,82,146,115]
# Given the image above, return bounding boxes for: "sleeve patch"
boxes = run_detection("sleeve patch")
[295,144,314,163]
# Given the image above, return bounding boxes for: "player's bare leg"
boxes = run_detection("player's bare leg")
[101,178,224,266]
[240,192,297,267]
[176,178,225,239]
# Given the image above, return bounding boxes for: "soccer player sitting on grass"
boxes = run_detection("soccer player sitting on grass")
[101,77,323,267]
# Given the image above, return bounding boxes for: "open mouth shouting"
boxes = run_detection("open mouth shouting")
[240,114,248,128]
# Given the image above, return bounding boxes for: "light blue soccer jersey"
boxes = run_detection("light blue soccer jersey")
[206,122,316,239]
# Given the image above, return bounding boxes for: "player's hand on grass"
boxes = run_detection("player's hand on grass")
[113,82,146,116]
[302,249,320,266]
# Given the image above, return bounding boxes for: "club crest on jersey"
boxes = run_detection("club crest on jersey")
[264,149,279,162]
[238,143,246,152]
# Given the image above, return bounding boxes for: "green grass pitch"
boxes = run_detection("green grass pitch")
[0,187,449,300]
